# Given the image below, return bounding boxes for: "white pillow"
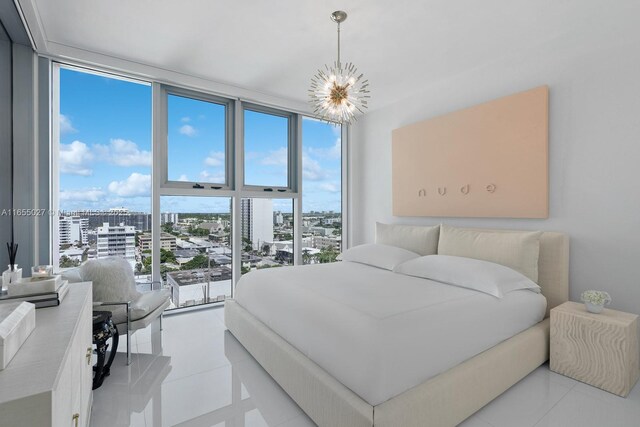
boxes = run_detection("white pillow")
[337,243,420,271]
[375,223,440,256]
[394,255,541,298]
[80,257,140,303]
[437,225,542,283]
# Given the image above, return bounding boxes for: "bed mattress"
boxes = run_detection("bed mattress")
[234,261,546,406]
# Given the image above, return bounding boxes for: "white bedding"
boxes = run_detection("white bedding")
[234,261,546,406]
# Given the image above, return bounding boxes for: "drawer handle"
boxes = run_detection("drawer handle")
[72,413,79,427]
[86,347,92,365]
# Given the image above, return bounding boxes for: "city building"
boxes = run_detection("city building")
[77,207,151,232]
[241,198,274,251]
[274,211,284,225]
[96,222,136,262]
[138,232,177,252]
[160,212,179,225]
[313,235,341,251]
[199,221,225,233]
[58,215,88,245]
[166,267,232,308]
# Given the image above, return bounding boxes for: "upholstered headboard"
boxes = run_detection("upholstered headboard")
[463,228,569,317]
[376,224,570,317]
[536,232,570,316]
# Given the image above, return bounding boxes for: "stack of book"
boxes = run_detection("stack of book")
[0,275,70,309]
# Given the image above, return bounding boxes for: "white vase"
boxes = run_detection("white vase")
[2,265,23,291]
[585,302,604,314]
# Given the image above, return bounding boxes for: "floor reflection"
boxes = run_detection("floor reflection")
[90,307,314,427]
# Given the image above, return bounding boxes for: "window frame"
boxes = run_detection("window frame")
[51,62,154,268]
[241,102,299,194]
[159,85,235,192]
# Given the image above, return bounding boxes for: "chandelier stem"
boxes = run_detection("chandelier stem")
[337,22,341,68]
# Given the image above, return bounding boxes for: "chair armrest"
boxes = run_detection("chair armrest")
[94,301,132,307]
[93,301,132,330]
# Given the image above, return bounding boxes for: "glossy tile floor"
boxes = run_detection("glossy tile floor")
[91,306,640,427]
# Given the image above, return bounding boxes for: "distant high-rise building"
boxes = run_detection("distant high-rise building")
[241,199,274,251]
[274,211,284,226]
[96,222,136,261]
[160,212,179,225]
[59,216,89,245]
[78,207,151,232]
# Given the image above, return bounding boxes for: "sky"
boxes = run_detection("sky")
[59,67,341,215]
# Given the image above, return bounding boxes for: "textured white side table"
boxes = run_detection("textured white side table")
[550,301,639,397]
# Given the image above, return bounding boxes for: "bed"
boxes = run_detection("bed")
[225,226,569,426]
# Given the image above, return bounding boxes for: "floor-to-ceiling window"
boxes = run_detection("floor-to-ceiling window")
[159,196,232,309]
[54,66,152,285]
[301,117,342,264]
[53,64,345,310]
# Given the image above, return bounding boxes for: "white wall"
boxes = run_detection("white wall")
[350,21,640,315]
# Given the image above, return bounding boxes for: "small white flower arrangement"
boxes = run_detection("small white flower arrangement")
[581,290,612,314]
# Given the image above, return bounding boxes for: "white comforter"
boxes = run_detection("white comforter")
[234,261,546,406]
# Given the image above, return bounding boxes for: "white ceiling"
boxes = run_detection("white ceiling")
[21,0,640,111]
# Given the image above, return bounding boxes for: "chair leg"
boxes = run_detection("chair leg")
[126,302,132,366]
[127,331,131,365]
[160,313,163,331]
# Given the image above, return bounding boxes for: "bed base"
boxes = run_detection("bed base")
[225,299,550,427]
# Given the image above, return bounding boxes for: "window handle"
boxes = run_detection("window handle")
[277,189,286,192]
[211,186,222,190]
[263,188,273,192]
[192,183,204,189]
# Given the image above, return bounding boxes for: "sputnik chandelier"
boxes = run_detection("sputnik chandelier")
[309,10,370,125]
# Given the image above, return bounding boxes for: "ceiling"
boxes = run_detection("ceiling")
[20,0,640,111]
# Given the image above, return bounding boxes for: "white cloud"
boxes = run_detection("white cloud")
[181,117,191,123]
[318,182,340,193]
[204,151,225,167]
[59,188,105,202]
[60,140,94,176]
[179,124,197,137]
[94,139,151,167]
[302,154,327,181]
[108,173,151,197]
[59,114,77,134]
[199,170,226,183]
[308,138,341,159]
[245,151,261,161]
[177,174,189,182]
[261,147,288,166]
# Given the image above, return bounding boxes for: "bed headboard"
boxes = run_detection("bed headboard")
[536,232,570,316]
[450,228,569,317]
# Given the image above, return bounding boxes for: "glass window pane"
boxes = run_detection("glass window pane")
[159,196,232,309]
[241,198,293,274]
[244,109,289,187]
[302,118,342,265]
[168,94,226,184]
[56,67,152,284]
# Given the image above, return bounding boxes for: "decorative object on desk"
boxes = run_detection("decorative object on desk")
[581,290,612,314]
[31,265,54,278]
[8,275,63,296]
[3,241,21,292]
[0,301,36,370]
[0,280,69,308]
[2,266,22,291]
[309,10,370,124]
